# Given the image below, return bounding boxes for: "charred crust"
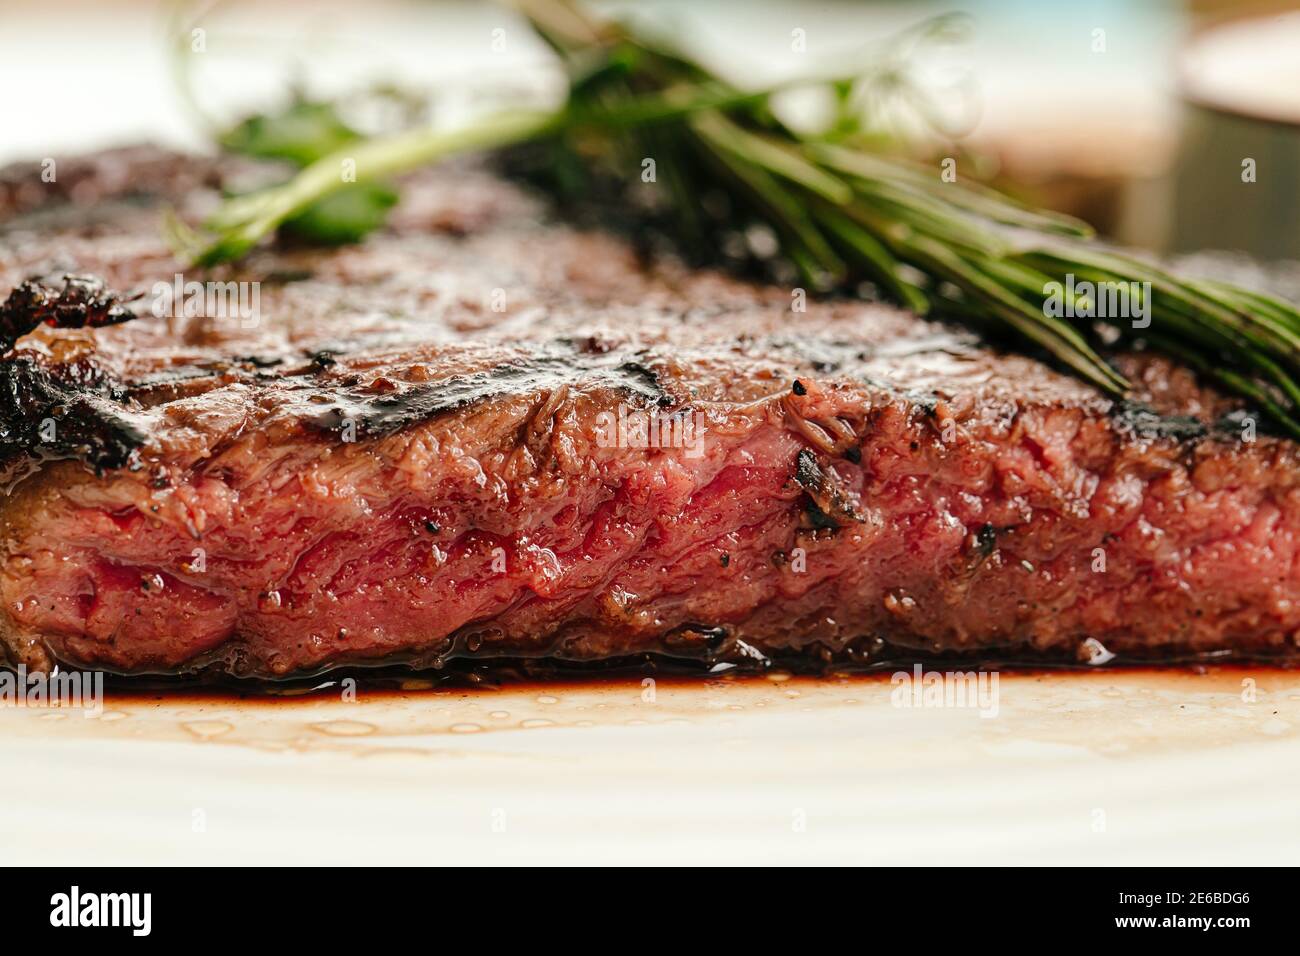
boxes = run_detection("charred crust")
[962,522,999,568]
[614,359,672,408]
[1111,399,1207,442]
[793,448,862,529]
[764,337,852,374]
[794,448,825,496]
[0,274,140,353]
[234,353,286,370]
[1212,407,1270,439]
[804,499,841,530]
[909,392,941,418]
[0,352,147,472]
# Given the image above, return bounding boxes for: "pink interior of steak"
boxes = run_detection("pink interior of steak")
[2,149,1300,675]
[6,355,1300,677]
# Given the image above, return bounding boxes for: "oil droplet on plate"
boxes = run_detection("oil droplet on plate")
[1259,717,1290,736]
[536,695,559,705]
[450,723,482,733]
[488,710,510,719]
[520,718,554,729]
[311,719,377,737]
[183,720,233,740]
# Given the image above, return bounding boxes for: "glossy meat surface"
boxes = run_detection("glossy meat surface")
[1,148,1297,676]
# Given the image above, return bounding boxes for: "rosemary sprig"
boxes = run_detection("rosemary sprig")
[179,0,1300,438]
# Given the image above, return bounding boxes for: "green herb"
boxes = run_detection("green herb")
[178,0,1300,438]
[215,97,408,246]
[219,99,363,166]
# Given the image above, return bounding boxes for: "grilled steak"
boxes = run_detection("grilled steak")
[2,147,1298,677]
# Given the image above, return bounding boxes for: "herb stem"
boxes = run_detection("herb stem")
[194,109,560,265]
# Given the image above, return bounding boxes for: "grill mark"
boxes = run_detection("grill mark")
[301,353,670,440]
[1111,399,1208,442]
[763,331,979,374]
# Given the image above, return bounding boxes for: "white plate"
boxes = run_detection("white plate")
[3,667,1298,865]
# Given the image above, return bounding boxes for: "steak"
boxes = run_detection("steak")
[2,147,1299,677]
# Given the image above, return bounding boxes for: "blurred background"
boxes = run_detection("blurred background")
[1,0,1297,258]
